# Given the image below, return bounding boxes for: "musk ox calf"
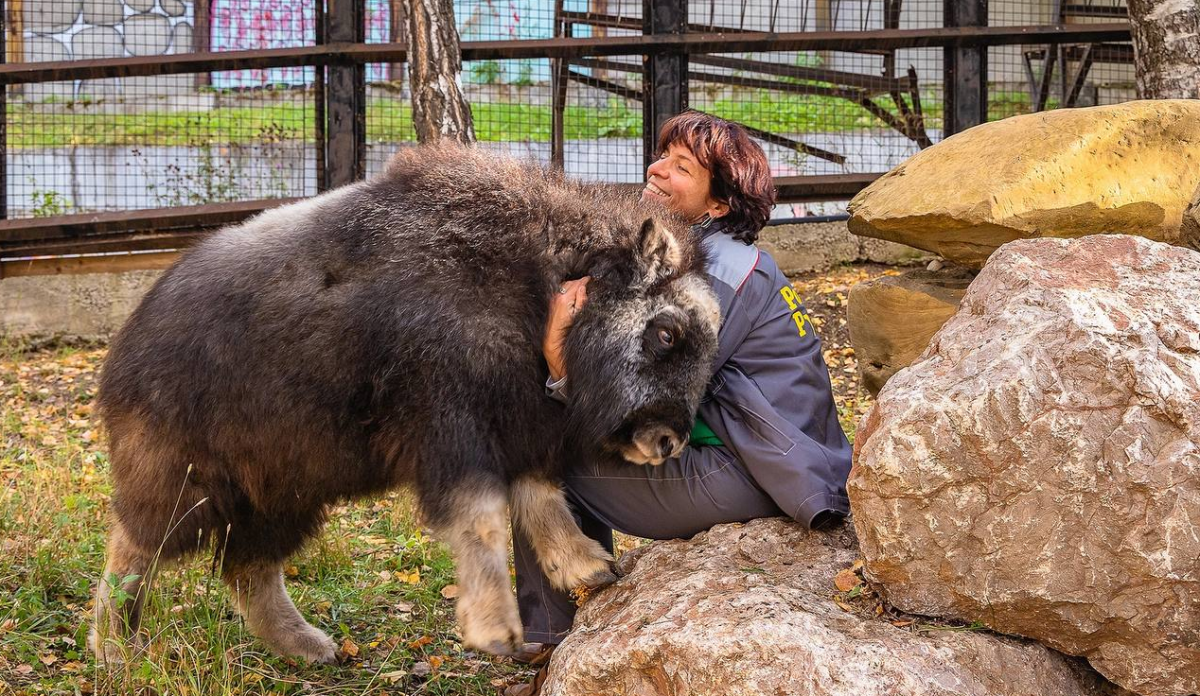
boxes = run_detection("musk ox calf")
[90,143,720,665]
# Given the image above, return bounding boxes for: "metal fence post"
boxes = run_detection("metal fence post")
[643,0,687,170]
[1,0,8,221]
[943,0,988,137]
[321,0,367,191]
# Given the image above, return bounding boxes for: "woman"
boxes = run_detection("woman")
[511,111,852,686]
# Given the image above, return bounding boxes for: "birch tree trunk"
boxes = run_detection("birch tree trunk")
[1126,0,1200,99]
[406,0,476,144]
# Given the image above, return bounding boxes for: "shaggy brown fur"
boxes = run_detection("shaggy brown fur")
[90,143,720,664]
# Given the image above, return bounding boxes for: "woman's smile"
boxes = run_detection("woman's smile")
[643,179,670,201]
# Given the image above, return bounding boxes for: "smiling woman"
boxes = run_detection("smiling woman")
[640,112,776,242]
[512,111,853,696]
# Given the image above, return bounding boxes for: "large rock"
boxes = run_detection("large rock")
[847,100,1200,268]
[1184,183,1200,243]
[848,266,975,395]
[543,518,1123,696]
[849,235,1200,696]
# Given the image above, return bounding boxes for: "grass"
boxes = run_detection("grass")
[0,344,534,695]
[0,87,1059,150]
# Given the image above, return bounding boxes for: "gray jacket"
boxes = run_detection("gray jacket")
[694,221,851,526]
[550,220,852,528]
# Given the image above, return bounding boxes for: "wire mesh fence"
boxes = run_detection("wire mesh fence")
[1,0,1138,253]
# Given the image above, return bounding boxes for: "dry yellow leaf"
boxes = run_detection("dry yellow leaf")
[440,584,459,599]
[833,568,861,592]
[341,638,360,657]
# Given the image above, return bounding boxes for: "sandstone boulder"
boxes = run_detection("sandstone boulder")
[846,100,1200,268]
[848,265,975,395]
[542,518,1123,696]
[1184,183,1200,243]
[849,235,1200,696]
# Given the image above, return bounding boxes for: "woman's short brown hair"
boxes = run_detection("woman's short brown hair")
[656,111,776,244]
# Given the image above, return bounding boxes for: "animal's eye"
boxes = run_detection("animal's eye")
[658,329,675,347]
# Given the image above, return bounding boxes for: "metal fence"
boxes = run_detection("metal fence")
[0,0,1133,276]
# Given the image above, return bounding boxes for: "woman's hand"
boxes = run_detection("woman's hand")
[544,277,591,381]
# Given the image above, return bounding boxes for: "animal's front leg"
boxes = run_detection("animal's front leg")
[510,477,617,592]
[433,487,523,655]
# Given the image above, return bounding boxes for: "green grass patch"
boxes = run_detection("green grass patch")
[0,347,534,695]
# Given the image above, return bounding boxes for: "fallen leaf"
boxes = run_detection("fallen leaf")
[39,653,58,666]
[341,638,360,657]
[408,635,433,650]
[283,564,300,578]
[429,655,445,671]
[892,620,915,628]
[440,584,459,599]
[411,661,432,677]
[401,570,421,585]
[16,664,33,675]
[381,669,408,683]
[834,568,861,592]
[834,599,854,612]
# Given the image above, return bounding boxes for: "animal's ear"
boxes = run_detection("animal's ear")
[637,218,683,276]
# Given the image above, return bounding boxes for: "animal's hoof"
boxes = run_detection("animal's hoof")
[482,639,519,657]
[581,568,618,590]
[89,631,147,666]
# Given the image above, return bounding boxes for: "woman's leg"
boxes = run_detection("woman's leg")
[513,444,782,644]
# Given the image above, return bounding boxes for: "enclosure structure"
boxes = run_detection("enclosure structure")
[0,0,1133,277]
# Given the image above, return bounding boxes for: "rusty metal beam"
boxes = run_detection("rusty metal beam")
[0,198,299,247]
[774,173,878,202]
[0,173,880,260]
[0,24,1132,85]
[690,54,911,94]
[1,251,181,279]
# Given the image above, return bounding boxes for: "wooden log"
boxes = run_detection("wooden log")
[848,265,975,396]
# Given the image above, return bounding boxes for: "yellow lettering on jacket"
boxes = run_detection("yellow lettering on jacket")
[779,287,810,337]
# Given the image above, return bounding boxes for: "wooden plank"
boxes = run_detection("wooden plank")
[0,25,1134,84]
[1,251,180,279]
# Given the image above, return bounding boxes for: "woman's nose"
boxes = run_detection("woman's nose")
[646,159,666,180]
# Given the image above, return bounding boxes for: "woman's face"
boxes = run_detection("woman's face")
[641,142,729,224]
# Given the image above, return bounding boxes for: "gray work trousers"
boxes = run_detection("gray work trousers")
[514,444,783,643]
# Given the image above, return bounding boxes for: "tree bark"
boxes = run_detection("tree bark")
[406,0,476,144]
[1126,0,1200,99]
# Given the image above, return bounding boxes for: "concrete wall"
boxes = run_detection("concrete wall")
[1,270,161,340]
[0,220,927,340]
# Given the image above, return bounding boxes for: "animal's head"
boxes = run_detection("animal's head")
[564,216,720,466]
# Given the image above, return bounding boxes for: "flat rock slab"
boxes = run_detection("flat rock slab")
[850,235,1200,696]
[848,265,975,395]
[847,100,1200,268]
[543,518,1122,696]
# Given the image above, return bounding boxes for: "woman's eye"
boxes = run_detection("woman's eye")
[658,329,675,347]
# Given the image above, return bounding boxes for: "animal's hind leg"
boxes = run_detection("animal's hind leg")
[90,520,157,664]
[224,562,337,664]
[432,487,523,656]
[510,477,616,592]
